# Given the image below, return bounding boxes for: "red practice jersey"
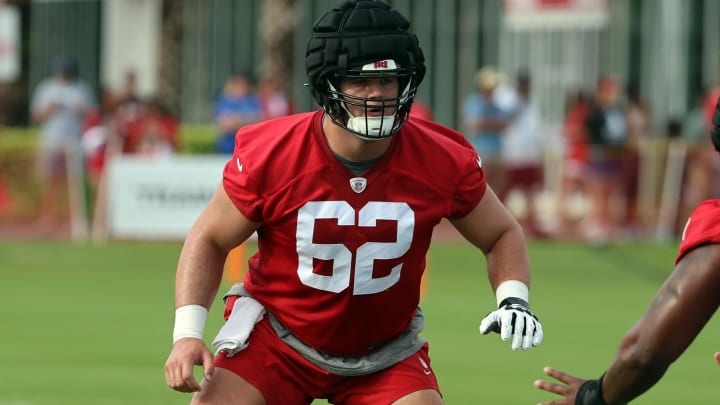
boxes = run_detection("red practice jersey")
[223,110,486,356]
[676,199,720,264]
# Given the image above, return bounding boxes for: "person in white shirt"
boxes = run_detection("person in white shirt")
[30,58,95,227]
[500,70,546,237]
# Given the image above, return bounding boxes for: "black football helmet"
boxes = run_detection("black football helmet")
[305,0,426,140]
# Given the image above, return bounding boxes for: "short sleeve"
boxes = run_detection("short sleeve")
[676,200,720,264]
[449,151,487,218]
[222,145,264,222]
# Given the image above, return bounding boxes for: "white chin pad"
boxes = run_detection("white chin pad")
[346,115,395,138]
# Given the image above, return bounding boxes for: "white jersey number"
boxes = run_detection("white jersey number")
[296,201,414,295]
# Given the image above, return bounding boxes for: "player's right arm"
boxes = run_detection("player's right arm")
[599,242,720,403]
[535,242,720,404]
[164,182,260,393]
[450,185,543,351]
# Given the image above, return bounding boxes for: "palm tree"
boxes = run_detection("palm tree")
[158,0,183,117]
[258,0,297,95]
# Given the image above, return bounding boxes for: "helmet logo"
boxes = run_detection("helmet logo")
[349,177,368,193]
[361,59,398,71]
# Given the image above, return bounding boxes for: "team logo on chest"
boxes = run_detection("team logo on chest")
[349,177,367,193]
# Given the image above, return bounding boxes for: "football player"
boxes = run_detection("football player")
[164,1,543,403]
[534,95,720,404]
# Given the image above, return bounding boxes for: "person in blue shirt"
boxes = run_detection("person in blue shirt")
[214,72,262,154]
[462,66,515,191]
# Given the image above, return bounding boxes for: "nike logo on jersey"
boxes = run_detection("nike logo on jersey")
[236,157,243,172]
[476,157,483,168]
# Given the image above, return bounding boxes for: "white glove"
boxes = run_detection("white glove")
[479,297,543,351]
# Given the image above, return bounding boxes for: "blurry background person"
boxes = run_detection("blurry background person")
[80,88,117,211]
[684,89,711,152]
[622,81,650,236]
[257,74,292,121]
[704,69,720,128]
[499,70,546,238]
[113,70,146,153]
[555,89,592,238]
[124,97,179,157]
[409,98,434,121]
[583,76,628,244]
[213,72,262,154]
[30,58,95,229]
[462,66,515,192]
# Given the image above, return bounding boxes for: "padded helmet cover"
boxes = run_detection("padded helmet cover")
[305,0,426,117]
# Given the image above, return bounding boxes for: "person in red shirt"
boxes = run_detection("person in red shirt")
[555,89,591,238]
[164,1,543,404]
[409,98,434,121]
[533,95,720,404]
[704,69,720,129]
[123,97,179,155]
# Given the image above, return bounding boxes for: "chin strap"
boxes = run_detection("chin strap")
[346,115,396,138]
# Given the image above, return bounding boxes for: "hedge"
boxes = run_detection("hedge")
[0,125,218,154]
[0,125,218,219]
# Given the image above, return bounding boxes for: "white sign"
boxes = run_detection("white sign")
[504,0,608,30]
[107,155,228,240]
[0,4,20,82]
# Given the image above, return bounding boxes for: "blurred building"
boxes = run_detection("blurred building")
[0,0,718,135]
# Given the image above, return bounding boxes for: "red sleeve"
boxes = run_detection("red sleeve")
[409,118,487,218]
[676,200,720,264]
[450,148,487,218]
[222,132,264,222]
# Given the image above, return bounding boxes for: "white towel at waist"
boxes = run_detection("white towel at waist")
[211,296,266,357]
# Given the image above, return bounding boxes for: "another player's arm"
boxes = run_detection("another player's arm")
[535,243,720,404]
[165,182,260,393]
[599,243,720,403]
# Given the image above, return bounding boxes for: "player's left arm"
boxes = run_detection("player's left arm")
[450,186,543,350]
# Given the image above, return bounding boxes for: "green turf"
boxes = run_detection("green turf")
[1,239,718,404]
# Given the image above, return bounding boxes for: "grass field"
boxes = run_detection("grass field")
[1,238,718,404]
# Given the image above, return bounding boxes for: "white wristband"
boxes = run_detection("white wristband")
[495,280,529,307]
[172,304,208,343]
